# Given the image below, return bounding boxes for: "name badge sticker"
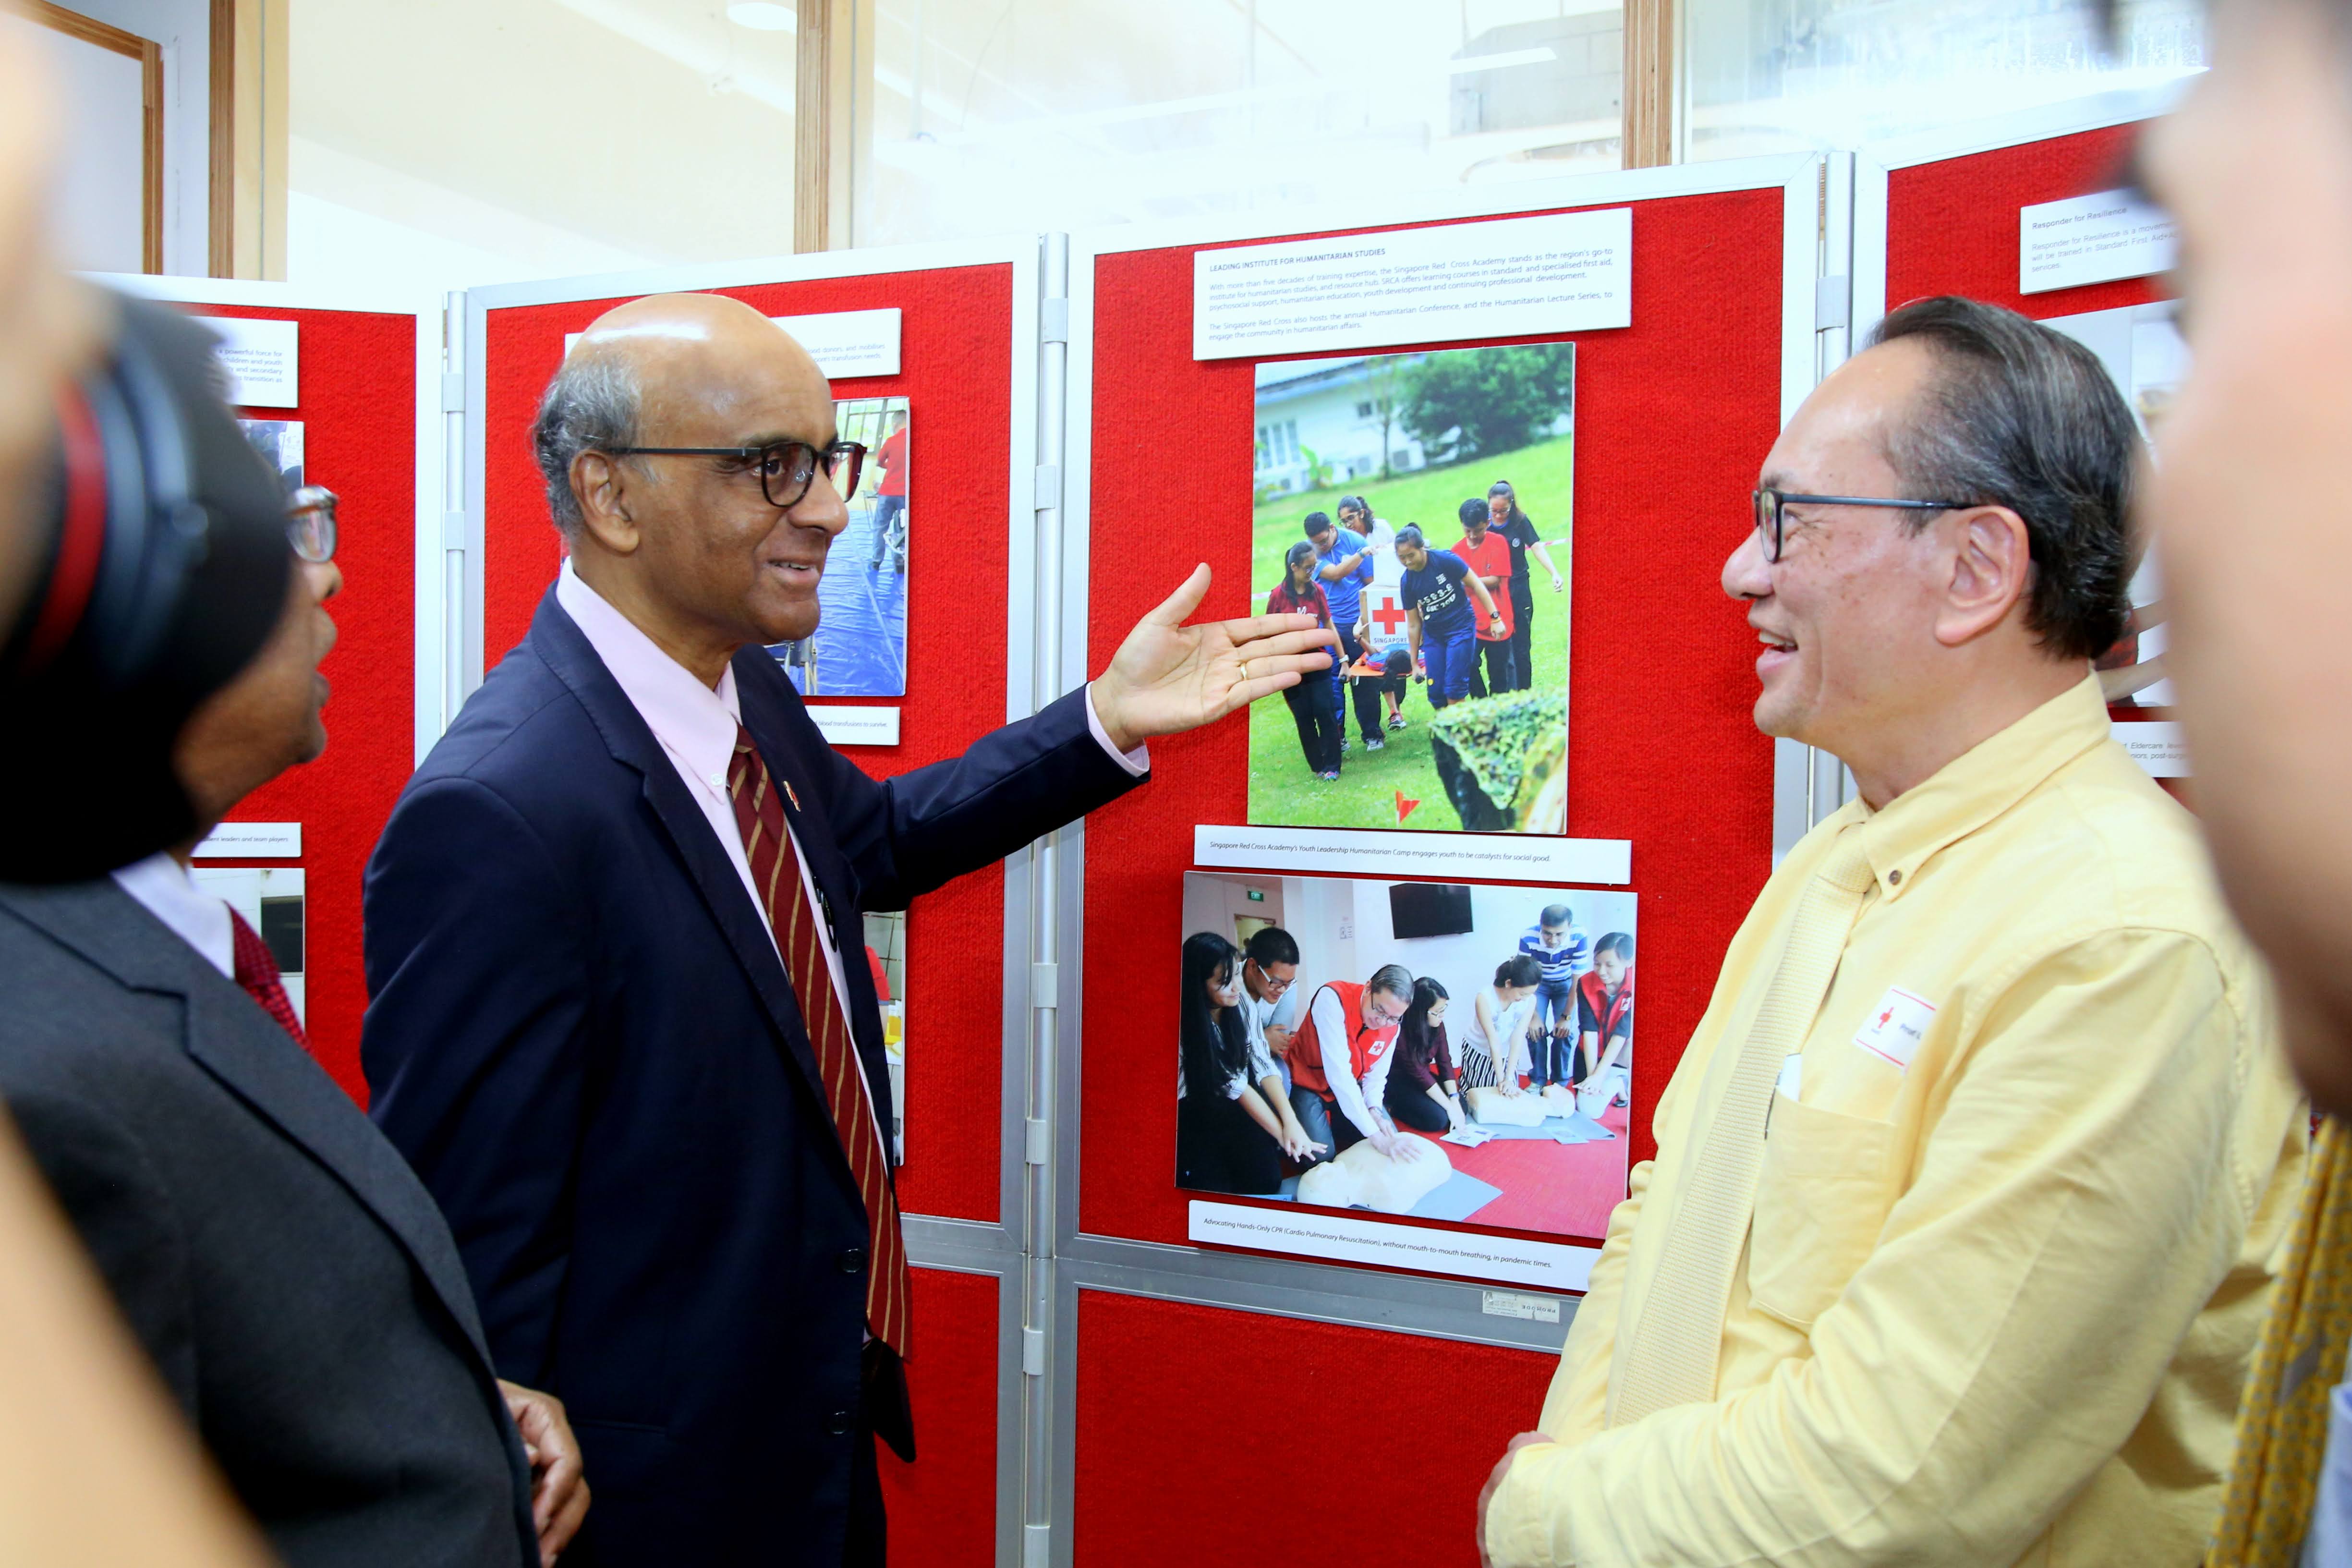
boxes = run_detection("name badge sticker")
[1854,987,1937,1072]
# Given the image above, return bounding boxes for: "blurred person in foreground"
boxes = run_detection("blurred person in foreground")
[0,20,277,1567]
[0,506,588,1566]
[1476,296,2306,1567]
[2135,3,2352,1560]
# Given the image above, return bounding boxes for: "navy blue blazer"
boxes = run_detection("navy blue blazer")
[362,589,1145,1567]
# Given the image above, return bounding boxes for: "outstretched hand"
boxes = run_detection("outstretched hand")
[1090,565,1339,751]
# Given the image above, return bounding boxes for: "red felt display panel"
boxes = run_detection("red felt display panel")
[478,265,1015,1223]
[879,1266,1001,1565]
[199,304,416,1105]
[1886,122,2164,322]
[1079,190,1786,1258]
[1073,1291,1555,1566]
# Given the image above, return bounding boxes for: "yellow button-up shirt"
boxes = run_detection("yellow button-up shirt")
[1486,674,2307,1567]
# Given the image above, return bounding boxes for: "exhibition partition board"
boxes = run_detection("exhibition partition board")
[94,276,443,1106]
[1071,1289,1555,1568]
[1066,155,1825,1282]
[1857,86,2187,792]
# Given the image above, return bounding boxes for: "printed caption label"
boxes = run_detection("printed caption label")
[1194,824,1629,884]
[2117,720,2189,779]
[195,316,299,407]
[2019,189,2177,294]
[193,821,302,858]
[1189,1200,1598,1291]
[1194,207,1633,361]
[806,705,901,747]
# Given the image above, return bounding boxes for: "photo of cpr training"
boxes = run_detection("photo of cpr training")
[1248,342,1572,834]
[767,395,909,697]
[1176,871,1633,1241]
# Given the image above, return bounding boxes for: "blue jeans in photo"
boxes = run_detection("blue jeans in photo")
[1423,620,1476,708]
[1527,979,1575,1085]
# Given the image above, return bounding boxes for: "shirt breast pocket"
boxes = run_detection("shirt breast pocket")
[1748,1093,1899,1333]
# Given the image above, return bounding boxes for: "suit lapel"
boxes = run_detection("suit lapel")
[0,881,498,1368]
[526,592,835,1112]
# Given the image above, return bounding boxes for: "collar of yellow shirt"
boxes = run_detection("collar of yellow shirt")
[1843,670,2110,901]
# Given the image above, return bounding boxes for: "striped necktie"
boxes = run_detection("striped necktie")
[228,908,307,1050]
[1612,826,1876,1425]
[727,726,911,1361]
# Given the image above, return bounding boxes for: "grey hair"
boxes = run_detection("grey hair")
[1869,295,2136,661]
[531,348,643,536]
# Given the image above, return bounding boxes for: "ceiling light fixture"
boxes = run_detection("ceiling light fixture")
[726,2,795,31]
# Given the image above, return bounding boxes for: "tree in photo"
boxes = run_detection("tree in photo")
[1398,343,1575,463]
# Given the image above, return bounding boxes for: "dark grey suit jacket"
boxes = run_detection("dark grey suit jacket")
[0,878,538,1568]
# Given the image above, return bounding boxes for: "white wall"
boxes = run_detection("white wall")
[286,135,656,292]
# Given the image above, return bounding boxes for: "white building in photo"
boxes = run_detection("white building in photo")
[1253,354,1432,497]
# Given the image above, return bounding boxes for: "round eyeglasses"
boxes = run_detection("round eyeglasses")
[603,439,867,511]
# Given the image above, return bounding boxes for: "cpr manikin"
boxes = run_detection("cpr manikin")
[1295,1135,1451,1214]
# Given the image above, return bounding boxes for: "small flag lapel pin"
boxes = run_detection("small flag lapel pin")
[781,778,801,813]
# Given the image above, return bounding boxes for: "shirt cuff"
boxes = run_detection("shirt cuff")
[1485,1441,1570,1567]
[1084,683,1151,778]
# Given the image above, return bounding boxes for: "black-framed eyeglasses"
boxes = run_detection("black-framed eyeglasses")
[604,439,867,510]
[287,485,338,563]
[1751,488,1970,564]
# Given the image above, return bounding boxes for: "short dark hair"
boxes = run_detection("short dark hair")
[1303,511,1333,539]
[1539,904,1571,929]
[1245,926,1299,968]
[1367,963,1413,1002]
[1869,296,2135,660]
[1594,931,1634,962]
[1497,953,1541,988]
[1393,525,1425,551]
[1458,498,1486,526]
[1337,495,1369,517]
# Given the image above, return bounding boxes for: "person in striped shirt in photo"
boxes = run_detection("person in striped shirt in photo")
[1517,905,1588,1090]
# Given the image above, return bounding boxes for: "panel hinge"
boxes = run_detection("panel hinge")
[1033,464,1062,512]
[1023,1522,1051,1568]
[1022,1326,1046,1376]
[1814,275,1851,333]
[440,511,467,551]
[440,372,465,413]
[1030,961,1059,1010]
[1024,1118,1050,1166]
[1039,297,1070,345]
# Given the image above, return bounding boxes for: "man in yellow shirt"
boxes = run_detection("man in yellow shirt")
[1479,296,2308,1567]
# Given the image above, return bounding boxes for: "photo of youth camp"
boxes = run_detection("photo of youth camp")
[766,395,909,697]
[1176,871,1634,1240]
[1248,342,1571,834]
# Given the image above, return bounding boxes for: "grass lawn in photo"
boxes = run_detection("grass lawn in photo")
[1248,427,1573,832]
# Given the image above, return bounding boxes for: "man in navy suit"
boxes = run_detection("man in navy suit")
[361,292,1334,1567]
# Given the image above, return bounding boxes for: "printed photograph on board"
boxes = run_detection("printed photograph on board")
[238,418,304,496]
[1247,344,1572,834]
[861,909,907,1163]
[2044,300,2185,713]
[1176,871,1633,1241]
[768,396,909,698]
[190,867,306,1026]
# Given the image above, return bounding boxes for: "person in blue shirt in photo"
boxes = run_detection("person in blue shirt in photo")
[1517,904,1589,1088]
[1305,510,1382,748]
[1394,525,1505,710]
